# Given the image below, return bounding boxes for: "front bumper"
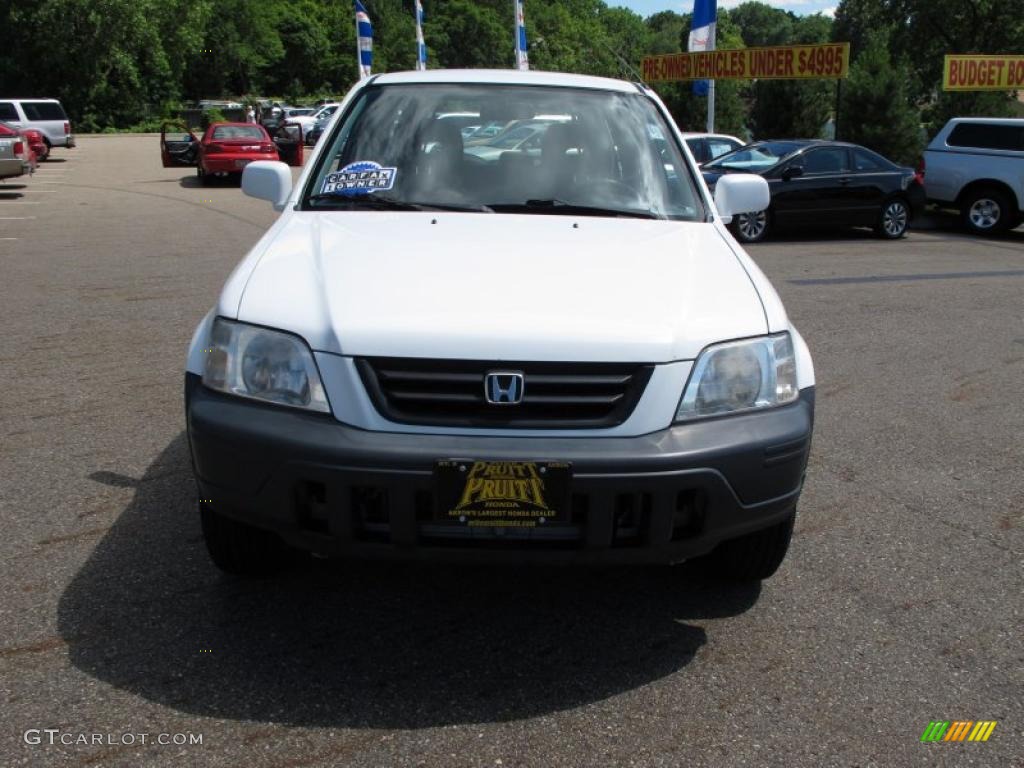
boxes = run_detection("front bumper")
[185,373,814,564]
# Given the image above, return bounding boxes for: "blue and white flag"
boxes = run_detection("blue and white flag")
[689,0,716,96]
[415,0,427,71]
[355,0,373,79]
[514,0,529,71]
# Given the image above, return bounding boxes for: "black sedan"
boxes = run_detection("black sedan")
[702,140,926,242]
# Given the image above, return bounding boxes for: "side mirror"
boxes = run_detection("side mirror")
[782,165,804,181]
[713,174,770,224]
[242,161,293,211]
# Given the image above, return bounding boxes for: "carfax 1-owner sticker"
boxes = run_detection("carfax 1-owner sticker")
[320,161,397,195]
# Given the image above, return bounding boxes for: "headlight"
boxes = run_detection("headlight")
[202,318,330,413]
[675,334,797,421]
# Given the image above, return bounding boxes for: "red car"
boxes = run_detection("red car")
[0,121,36,175]
[20,127,48,161]
[160,121,303,184]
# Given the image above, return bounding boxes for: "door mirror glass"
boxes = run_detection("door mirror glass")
[242,161,293,211]
[782,165,804,181]
[714,173,770,224]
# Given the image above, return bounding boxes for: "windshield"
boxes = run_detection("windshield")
[304,84,704,221]
[705,141,805,172]
[212,125,264,140]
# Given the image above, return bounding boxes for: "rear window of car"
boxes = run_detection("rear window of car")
[0,102,18,120]
[853,149,892,171]
[947,122,1023,151]
[707,138,741,159]
[212,125,265,140]
[20,101,67,121]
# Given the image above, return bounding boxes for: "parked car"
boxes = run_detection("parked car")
[17,126,48,161]
[159,121,303,184]
[682,132,745,165]
[304,105,344,145]
[185,69,814,584]
[198,100,243,111]
[260,105,287,131]
[462,118,572,162]
[282,107,315,123]
[293,104,340,140]
[703,140,926,242]
[0,98,74,152]
[922,117,1024,234]
[0,122,28,180]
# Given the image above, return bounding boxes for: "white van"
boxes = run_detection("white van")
[0,98,75,151]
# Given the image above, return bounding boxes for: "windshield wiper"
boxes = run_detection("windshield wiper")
[306,194,423,210]
[306,193,492,212]
[490,199,661,220]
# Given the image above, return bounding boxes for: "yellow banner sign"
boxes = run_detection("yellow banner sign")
[642,43,850,83]
[943,55,1024,90]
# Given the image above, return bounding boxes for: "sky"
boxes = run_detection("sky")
[617,0,838,18]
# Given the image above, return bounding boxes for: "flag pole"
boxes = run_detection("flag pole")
[415,0,427,71]
[689,0,717,131]
[707,80,715,133]
[355,1,372,79]
[514,0,529,70]
[355,1,364,79]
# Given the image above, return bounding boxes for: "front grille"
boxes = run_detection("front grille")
[356,358,654,428]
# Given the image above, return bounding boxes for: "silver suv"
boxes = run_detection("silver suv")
[0,98,75,151]
[922,117,1023,234]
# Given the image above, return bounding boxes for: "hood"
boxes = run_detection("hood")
[235,213,767,362]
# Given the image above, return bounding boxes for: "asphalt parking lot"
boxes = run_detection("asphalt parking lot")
[1,135,1021,767]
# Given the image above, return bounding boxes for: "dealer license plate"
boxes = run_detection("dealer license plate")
[235,159,251,168]
[434,460,571,527]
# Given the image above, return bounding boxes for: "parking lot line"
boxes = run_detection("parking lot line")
[789,269,1024,286]
[0,216,36,220]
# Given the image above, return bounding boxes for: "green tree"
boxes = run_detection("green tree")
[427,0,510,69]
[729,1,796,47]
[832,0,892,59]
[651,10,749,136]
[2,0,206,131]
[747,13,835,140]
[839,33,922,162]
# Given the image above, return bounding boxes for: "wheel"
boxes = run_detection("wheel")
[701,513,795,582]
[961,187,1012,235]
[876,198,909,239]
[731,210,770,243]
[200,504,291,576]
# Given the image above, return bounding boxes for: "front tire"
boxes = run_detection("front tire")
[962,187,1012,235]
[200,504,291,576]
[731,210,770,243]
[876,198,910,239]
[701,513,795,582]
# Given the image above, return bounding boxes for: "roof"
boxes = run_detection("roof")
[372,69,640,93]
[681,132,743,141]
[946,117,1024,125]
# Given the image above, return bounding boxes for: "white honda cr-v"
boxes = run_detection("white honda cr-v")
[185,69,815,582]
